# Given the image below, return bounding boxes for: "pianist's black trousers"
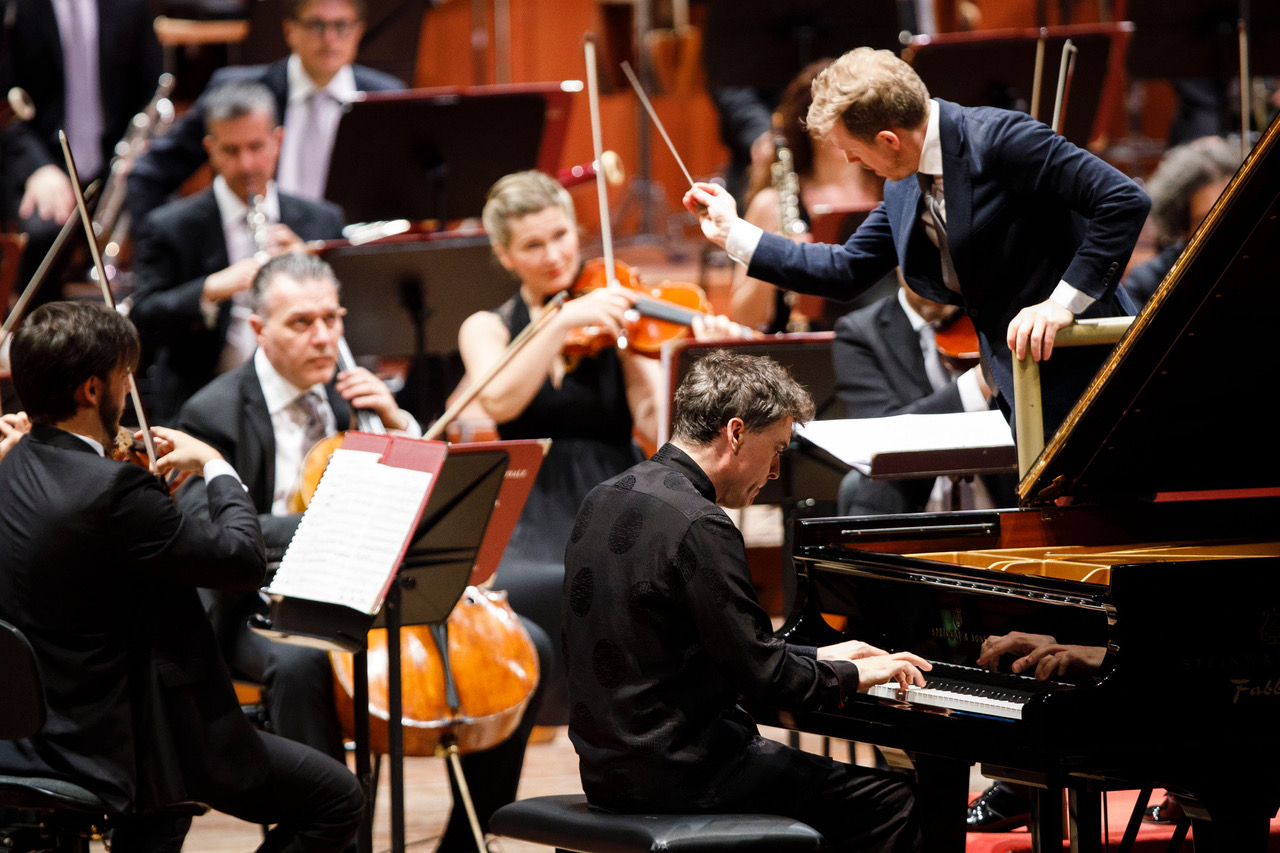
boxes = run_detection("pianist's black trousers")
[698,736,922,853]
[110,731,364,853]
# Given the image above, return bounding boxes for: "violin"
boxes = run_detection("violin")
[561,258,755,361]
[934,311,982,371]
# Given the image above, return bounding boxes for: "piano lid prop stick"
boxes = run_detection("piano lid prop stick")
[59,131,161,474]
[620,60,696,189]
[1238,18,1251,161]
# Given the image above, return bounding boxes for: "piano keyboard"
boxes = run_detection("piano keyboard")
[866,662,1052,720]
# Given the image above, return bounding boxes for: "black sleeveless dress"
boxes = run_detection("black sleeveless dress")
[489,293,643,723]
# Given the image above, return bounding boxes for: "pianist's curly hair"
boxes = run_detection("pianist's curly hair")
[671,350,814,446]
[1145,135,1240,249]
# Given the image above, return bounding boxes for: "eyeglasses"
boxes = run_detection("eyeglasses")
[293,17,360,37]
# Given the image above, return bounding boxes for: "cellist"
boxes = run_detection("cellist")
[174,251,553,853]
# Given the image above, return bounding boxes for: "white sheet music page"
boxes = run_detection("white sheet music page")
[266,447,434,614]
[797,411,1014,474]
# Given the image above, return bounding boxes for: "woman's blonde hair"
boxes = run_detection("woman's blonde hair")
[481,170,576,249]
[806,47,930,142]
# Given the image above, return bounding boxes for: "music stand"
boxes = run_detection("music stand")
[324,84,576,224]
[1126,0,1280,79]
[907,23,1133,146]
[260,437,543,853]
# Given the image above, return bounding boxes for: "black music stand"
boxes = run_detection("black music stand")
[324,84,575,224]
[260,438,540,853]
[907,24,1132,147]
[1126,0,1280,80]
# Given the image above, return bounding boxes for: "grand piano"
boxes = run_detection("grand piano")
[775,117,1280,850]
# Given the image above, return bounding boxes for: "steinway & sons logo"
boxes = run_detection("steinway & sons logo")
[931,609,986,646]
[1225,608,1280,705]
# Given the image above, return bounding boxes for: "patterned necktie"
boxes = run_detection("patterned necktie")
[919,324,951,392]
[297,90,335,200]
[918,173,961,293]
[295,392,329,453]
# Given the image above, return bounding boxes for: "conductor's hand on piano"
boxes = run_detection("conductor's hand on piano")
[1006,297,1073,362]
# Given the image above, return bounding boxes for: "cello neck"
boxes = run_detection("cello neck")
[337,338,387,435]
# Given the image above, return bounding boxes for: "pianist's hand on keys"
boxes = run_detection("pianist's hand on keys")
[818,639,932,691]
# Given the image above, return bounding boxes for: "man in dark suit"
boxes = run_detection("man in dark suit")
[1,0,160,304]
[126,0,403,223]
[128,81,345,423]
[685,46,1151,439]
[176,253,551,852]
[0,301,362,853]
[832,279,1012,516]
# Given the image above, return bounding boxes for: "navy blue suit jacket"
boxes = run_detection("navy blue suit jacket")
[750,99,1150,435]
[125,57,404,222]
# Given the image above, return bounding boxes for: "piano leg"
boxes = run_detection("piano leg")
[1029,786,1064,853]
[911,755,969,853]
[1067,788,1102,853]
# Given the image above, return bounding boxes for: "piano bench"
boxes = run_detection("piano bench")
[489,794,825,852]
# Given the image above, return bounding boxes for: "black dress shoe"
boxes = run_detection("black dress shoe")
[967,782,1032,832]
[1144,796,1184,824]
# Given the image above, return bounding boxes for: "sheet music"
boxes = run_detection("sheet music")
[797,411,1013,474]
[266,448,434,614]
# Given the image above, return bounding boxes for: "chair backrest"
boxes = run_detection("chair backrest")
[0,619,46,739]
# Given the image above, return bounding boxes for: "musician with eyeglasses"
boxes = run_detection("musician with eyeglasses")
[125,0,403,225]
[128,81,344,423]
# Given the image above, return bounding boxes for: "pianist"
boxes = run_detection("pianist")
[563,350,929,853]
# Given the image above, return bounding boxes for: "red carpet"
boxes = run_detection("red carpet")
[964,790,1280,852]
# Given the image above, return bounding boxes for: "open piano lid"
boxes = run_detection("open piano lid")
[1020,115,1280,506]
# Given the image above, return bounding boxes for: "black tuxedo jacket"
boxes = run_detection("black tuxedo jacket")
[125,57,404,222]
[128,188,344,422]
[175,360,351,656]
[832,294,965,420]
[1,0,160,196]
[0,425,267,812]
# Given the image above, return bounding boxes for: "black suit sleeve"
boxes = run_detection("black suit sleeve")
[113,464,266,590]
[128,210,216,346]
[832,311,965,419]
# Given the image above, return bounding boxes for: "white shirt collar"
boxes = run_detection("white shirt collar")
[897,286,931,333]
[917,99,943,178]
[254,348,328,416]
[71,432,106,456]
[212,175,281,230]
[286,53,358,105]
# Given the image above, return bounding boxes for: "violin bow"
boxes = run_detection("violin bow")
[0,181,101,353]
[583,34,621,290]
[59,131,161,475]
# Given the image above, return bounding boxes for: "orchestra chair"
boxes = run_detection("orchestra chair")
[489,794,825,853]
[0,619,206,853]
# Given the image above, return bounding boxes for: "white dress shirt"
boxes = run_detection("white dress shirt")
[276,54,357,200]
[208,176,281,373]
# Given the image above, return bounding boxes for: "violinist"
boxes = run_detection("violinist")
[175,253,550,853]
[685,46,1151,439]
[833,274,1012,517]
[458,170,734,728]
[730,59,884,333]
[129,81,344,423]
[0,301,363,853]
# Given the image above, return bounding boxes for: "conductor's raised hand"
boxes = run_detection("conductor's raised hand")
[1006,298,1073,362]
[683,182,739,248]
[856,652,932,692]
